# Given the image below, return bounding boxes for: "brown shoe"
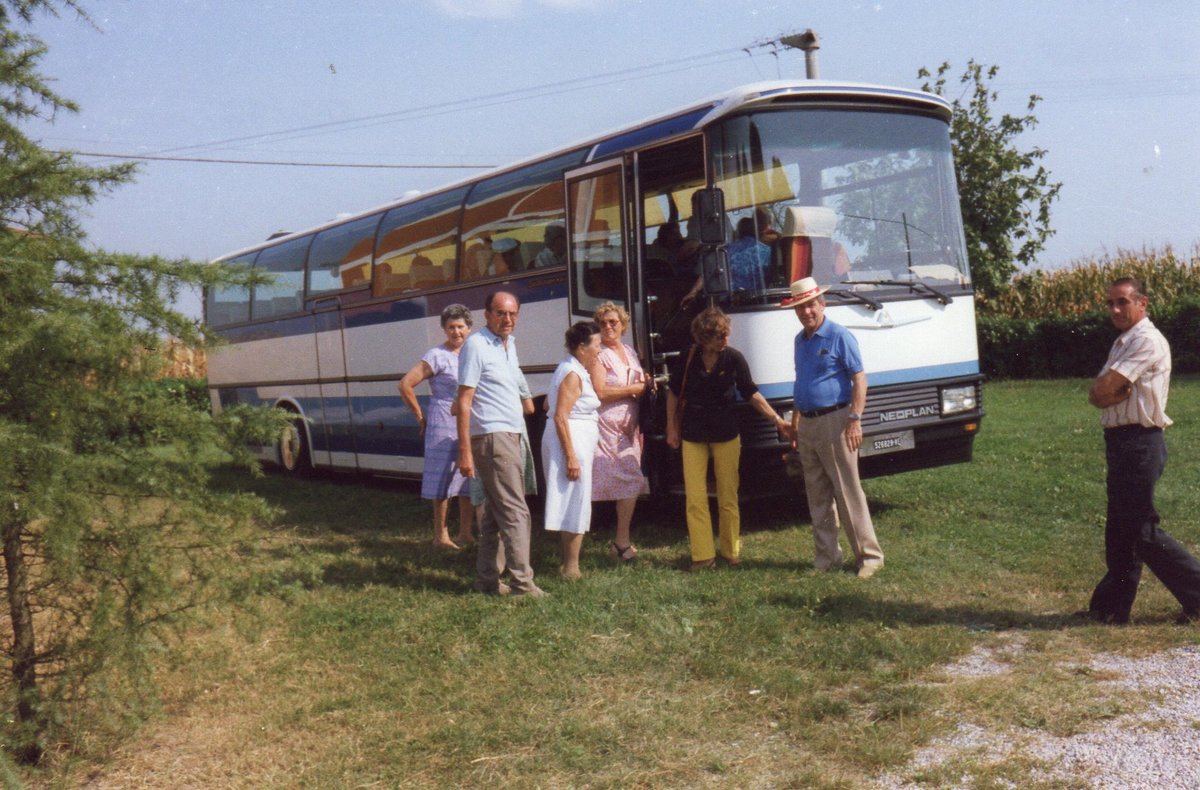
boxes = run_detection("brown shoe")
[688,558,716,572]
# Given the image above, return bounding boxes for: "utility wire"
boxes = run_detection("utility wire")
[154,44,774,156]
[58,150,494,169]
[59,46,777,169]
[211,50,753,154]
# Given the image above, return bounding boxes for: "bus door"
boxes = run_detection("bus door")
[563,161,634,328]
[310,296,355,469]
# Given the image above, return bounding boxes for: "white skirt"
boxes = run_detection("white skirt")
[541,418,600,534]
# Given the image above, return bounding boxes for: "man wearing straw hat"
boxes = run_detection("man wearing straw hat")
[781,277,885,578]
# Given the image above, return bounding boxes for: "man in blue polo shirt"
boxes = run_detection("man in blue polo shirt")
[781,277,884,578]
[456,291,545,598]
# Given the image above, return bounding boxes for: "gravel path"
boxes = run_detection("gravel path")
[875,643,1200,789]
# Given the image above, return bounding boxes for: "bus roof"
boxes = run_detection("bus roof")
[215,80,950,262]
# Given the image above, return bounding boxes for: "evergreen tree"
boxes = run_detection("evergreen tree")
[0,1,281,763]
[920,60,1063,299]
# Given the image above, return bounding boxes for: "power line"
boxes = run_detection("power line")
[209,50,754,155]
[58,150,495,169]
[54,47,763,169]
[153,45,769,156]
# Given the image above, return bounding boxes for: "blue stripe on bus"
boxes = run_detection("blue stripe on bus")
[868,361,980,386]
[591,105,716,158]
[214,273,570,343]
[217,388,438,458]
[755,360,981,401]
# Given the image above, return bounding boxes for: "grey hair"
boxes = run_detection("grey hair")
[441,303,474,328]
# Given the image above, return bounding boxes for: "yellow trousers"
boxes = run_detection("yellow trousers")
[681,437,741,562]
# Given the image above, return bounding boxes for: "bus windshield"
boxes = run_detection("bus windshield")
[710,107,971,304]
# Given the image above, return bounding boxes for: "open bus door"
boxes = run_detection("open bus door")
[562,161,635,331]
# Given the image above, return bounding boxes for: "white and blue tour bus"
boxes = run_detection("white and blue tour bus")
[205,79,983,497]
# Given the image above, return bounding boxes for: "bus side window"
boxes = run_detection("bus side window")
[252,235,310,319]
[205,251,256,327]
[460,148,587,284]
[308,213,383,297]
[374,187,467,295]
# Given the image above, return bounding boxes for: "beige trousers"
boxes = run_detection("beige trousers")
[472,432,536,592]
[795,407,883,570]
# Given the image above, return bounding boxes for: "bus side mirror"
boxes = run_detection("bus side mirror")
[700,247,730,296]
[692,188,727,244]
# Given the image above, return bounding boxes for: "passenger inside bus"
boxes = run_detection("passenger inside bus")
[725,216,772,291]
[491,237,522,274]
[532,223,567,268]
[679,213,773,307]
[410,255,443,289]
[644,221,684,278]
[374,262,410,295]
[461,236,492,280]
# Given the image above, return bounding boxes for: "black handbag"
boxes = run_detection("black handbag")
[638,384,659,436]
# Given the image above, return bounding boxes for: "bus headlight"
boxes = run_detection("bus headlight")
[940,385,977,416]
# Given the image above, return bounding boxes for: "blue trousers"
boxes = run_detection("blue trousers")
[1088,426,1200,621]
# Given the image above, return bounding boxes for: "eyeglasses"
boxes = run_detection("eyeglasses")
[599,319,622,326]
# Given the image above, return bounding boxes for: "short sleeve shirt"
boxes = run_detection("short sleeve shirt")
[726,236,772,291]
[668,346,760,443]
[1100,317,1172,429]
[457,327,526,436]
[792,317,863,412]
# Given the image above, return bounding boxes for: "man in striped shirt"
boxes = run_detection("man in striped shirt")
[1083,277,1200,625]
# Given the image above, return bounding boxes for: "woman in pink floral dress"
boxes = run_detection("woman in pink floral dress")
[589,302,650,560]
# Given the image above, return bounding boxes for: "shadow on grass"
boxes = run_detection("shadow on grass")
[768,590,1097,631]
[212,463,904,596]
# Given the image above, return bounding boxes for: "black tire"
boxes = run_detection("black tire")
[277,415,313,476]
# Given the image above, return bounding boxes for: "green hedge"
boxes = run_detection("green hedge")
[154,377,210,413]
[978,296,1200,379]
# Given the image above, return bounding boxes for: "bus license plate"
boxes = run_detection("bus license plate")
[860,430,915,457]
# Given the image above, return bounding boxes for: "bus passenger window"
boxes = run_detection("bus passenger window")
[459,148,586,283]
[308,214,381,296]
[374,187,467,295]
[252,235,310,320]
[206,252,256,327]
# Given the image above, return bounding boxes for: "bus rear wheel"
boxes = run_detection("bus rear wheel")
[278,418,312,476]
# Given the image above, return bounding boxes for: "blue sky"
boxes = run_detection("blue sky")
[25,0,1200,317]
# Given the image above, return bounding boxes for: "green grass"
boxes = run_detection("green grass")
[35,378,1200,789]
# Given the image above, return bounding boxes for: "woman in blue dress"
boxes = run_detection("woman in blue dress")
[399,304,476,549]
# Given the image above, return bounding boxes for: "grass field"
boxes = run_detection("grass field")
[37,378,1200,789]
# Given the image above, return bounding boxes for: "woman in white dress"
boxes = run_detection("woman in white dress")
[542,321,602,580]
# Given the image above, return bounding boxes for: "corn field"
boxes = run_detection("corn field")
[160,337,207,379]
[981,243,1200,318]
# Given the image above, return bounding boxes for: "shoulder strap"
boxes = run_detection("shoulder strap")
[679,345,697,400]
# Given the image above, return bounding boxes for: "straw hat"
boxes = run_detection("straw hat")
[779,276,829,308]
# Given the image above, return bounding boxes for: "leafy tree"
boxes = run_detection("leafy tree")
[920,60,1063,299]
[0,1,282,764]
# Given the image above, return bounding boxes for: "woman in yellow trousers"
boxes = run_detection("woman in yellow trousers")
[666,307,790,570]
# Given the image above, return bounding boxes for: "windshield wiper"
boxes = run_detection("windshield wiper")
[841,279,953,305]
[825,288,883,311]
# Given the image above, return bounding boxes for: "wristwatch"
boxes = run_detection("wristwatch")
[847,413,861,421]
